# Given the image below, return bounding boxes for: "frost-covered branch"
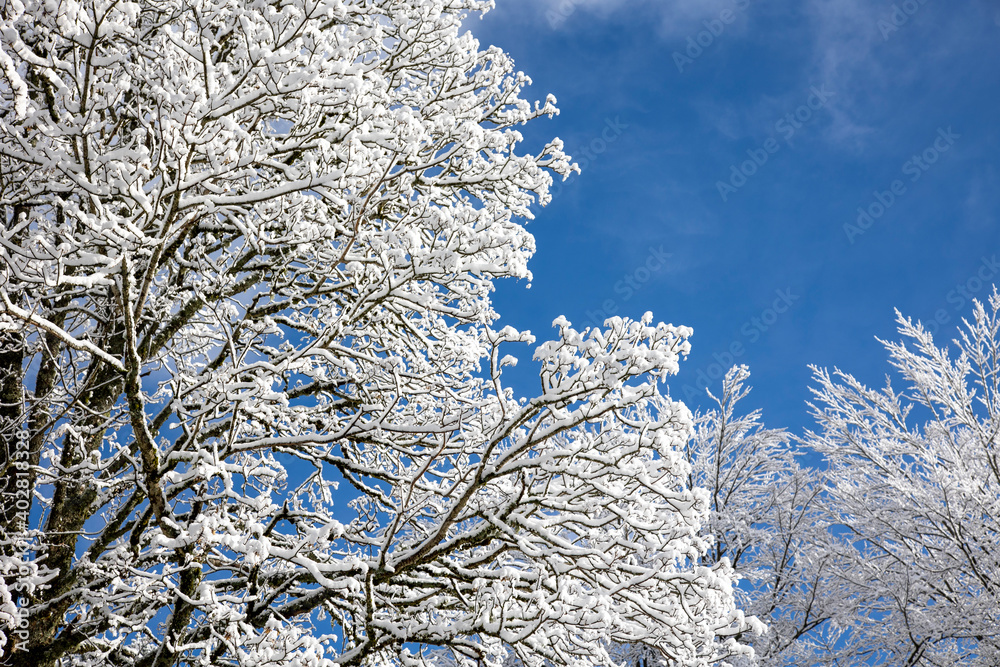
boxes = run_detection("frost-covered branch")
[805,292,1000,666]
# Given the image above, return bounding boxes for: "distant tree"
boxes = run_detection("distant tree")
[0,1,753,666]
[683,367,841,666]
[806,294,1000,666]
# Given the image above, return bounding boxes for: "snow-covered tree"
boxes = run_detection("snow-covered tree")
[683,367,841,666]
[806,293,1000,666]
[0,1,754,666]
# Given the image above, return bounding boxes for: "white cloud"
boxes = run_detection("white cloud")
[799,0,884,150]
[500,0,741,37]
[800,0,996,153]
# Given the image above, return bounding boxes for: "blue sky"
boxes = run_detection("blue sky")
[471,0,1000,435]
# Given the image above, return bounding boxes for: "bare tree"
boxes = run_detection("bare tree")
[806,293,1000,666]
[683,367,841,667]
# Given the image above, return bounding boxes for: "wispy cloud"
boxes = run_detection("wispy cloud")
[800,0,883,150]
[500,0,741,37]
[964,166,999,230]
[801,0,999,153]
